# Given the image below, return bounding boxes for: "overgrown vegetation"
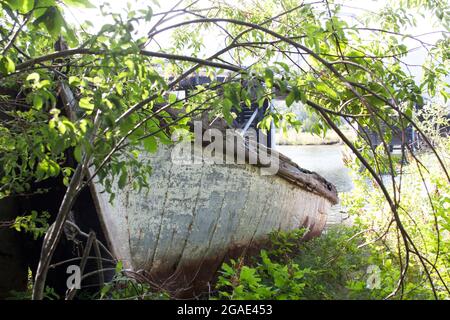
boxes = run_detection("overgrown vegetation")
[10,142,448,300]
[214,137,450,300]
[341,140,450,299]
[0,0,449,299]
[214,227,372,300]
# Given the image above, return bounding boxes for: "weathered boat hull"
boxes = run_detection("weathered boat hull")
[91,143,337,296]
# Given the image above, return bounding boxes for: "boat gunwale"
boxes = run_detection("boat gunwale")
[197,135,339,205]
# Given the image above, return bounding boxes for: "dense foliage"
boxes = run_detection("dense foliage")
[215,227,373,300]
[341,139,450,299]
[0,0,448,299]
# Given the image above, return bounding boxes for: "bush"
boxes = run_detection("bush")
[215,226,379,300]
[341,142,450,300]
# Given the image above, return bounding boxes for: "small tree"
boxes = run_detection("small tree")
[0,0,448,299]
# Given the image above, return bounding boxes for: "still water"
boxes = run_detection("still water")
[276,144,354,226]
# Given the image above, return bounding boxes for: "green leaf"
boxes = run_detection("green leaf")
[73,145,82,162]
[57,121,66,134]
[240,266,260,287]
[33,6,65,38]
[27,72,40,83]
[144,6,153,21]
[0,55,15,75]
[36,158,60,180]
[168,93,177,104]
[68,76,80,86]
[79,97,94,111]
[275,61,289,73]
[125,59,135,72]
[222,98,234,125]
[264,68,274,88]
[316,83,338,100]
[5,0,34,13]
[118,168,128,189]
[143,136,158,153]
[33,95,44,109]
[115,261,123,273]
[286,91,295,107]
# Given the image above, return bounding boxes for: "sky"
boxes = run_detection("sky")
[62,0,447,83]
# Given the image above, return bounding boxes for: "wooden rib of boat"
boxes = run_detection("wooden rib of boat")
[89,136,338,296]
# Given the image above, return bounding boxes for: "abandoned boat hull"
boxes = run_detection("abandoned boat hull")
[91,143,337,295]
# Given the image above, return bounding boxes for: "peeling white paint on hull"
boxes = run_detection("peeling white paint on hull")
[91,143,338,296]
